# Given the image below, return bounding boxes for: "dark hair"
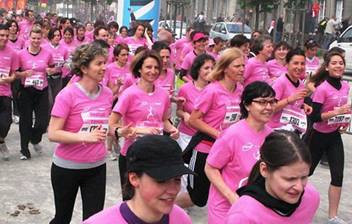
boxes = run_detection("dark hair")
[286,48,305,64]
[328,46,345,55]
[119,26,128,33]
[0,23,9,31]
[130,49,161,78]
[240,81,275,119]
[135,46,148,55]
[24,9,33,17]
[247,130,311,185]
[251,35,272,55]
[108,21,119,31]
[152,41,171,53]
[113,43,129,57]
[93,19,105,28]
[63,27,74,36]
[94,26,108,38]
[190,54,215,80]
[71,43,107,77]
[190,31,204,43]
[59,17,70,29]
[47,27,61,40]
[273,41,291,57]
[310,51,345,86]
[6,19,18,32]
[213,36,224,44]
[133,23,145,36]
[76,24,85,34]
[230,34,250,48]
[92,39,110,49]
[122,171,143,200]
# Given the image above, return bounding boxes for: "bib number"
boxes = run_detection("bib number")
[328,114,351,125]
[25,74,44,88]
[280,108,307,132]
[79,123,108,133]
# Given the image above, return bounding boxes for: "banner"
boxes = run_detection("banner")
[0,0,27,10]
[117,0,160,38]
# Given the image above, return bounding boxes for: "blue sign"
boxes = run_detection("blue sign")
[118,0,160,38]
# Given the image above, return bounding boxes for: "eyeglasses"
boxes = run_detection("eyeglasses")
[252,99,278,106]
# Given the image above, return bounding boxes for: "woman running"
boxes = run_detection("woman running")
[125,23,147,55]
[308,51,350,224]
[205,81,275,223]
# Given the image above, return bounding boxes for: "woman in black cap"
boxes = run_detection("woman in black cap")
[83,135,194,224]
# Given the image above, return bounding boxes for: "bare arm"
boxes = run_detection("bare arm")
[189,110,219,138]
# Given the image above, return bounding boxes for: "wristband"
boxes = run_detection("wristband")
[114,127,120,139]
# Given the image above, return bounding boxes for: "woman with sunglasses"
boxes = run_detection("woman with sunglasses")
[205,81,275,224]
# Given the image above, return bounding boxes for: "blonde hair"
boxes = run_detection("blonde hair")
[207,48,243,81]
[30,25,42,36]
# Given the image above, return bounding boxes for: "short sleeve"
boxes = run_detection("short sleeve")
[51,89,72,119]
[113,90,130,116]
[207,129,233,169]
[11,51,19,72]
[194,87,215,114]
[312,84,326,104]
[272,78,284,100]
[243,61,253,80]
[180,53,192,70]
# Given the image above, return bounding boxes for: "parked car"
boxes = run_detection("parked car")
[209,22,252,41]
[329,25,352,74]
[158,20,188,39]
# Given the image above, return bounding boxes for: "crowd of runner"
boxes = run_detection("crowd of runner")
[0,8,350,224]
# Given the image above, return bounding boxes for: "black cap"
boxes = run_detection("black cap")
[126,135,196,182]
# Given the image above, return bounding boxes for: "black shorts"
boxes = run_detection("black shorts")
[187,150,210,207]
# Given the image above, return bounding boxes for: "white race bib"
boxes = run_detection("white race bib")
[280,108,307,132]
[328,114,352,125]
[0,67,10,78]
[24,73,44,88]
[79,110,109,133]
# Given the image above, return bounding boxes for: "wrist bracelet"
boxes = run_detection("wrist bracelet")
[114,127,120,139]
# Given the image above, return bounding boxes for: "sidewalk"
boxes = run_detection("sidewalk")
[0,124,352,223]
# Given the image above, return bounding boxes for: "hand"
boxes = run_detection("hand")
[46,67,57,75]
[288,89,308,103]
[169,127,179,140]
[0,75,15,84]
[25,70,33,77]
[303,103,313,115]
[174,96,186,106]
[119,123,137,138]
[81,125,107,143]
[116,77,124,86]
[339,125,349,133]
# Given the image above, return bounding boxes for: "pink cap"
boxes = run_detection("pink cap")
[192,32,207,42]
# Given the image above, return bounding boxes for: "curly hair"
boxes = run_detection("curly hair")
[71,43,107,77]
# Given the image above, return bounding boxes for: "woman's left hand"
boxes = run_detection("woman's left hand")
[169,128,179,140]
[303,103,313,115]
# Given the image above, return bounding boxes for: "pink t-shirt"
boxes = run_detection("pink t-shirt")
[19,20,33,40]
[155,68,175,94]
[181,50,198,79]
[82,203,192,224]
[103,62,130,96]
[226,183,320,224]
[7,37,25,52]
[207,119,272,224]
[85,31,94,42]
[0,45,19,97]
[125,37,147,55]
[177,82,204,136]
[74,37,91,46]
[208,51,220,61]
[194,81,243,153]
[51,83,113,163]
[172,38,190,69]
[305,56,320,78]
[18,48,54,90]
[113,84,171,156]
[43,43,69,73]
[269,75,306,131]
[312,80,350,133]
[60,39,78,56]
[244,57,270,86]
[267,59,287,79]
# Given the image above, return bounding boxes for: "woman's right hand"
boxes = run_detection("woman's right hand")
[334,104,351,115]
[289,89,308,103]
[80,126,107,143]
